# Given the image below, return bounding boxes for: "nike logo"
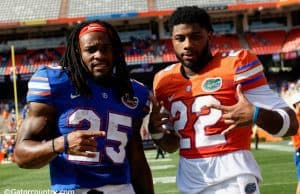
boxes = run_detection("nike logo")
[70,93,80,99]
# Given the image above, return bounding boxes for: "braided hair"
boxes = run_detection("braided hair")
[59,20,133,101]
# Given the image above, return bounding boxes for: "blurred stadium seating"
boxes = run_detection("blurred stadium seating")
[0,0,60,22]
[282,27,300,53]
[0,0,298,110]
[0,0,298,66]
[245,30,286,55]
[68,0,148,18]
[155,0,235,10]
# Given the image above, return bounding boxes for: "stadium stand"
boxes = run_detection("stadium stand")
[245,30,286,55]
[155,0,235,10]
[282,28,300,53]
[0,0,60,22]
[0,0,298,117]
[68,0,148,17]
[211,34,243,53]
[2,48,63,75]
[119,30,152,43]
[1,27,299,70]
[5,37,66,50]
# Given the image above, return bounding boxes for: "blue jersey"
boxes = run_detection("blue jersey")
[27,65,150,191]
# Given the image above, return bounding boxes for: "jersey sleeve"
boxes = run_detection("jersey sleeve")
[153,71,164,98]
[244,85,288,109]
[153,71,168,108]
[27,65,53,104]
[233,49,268,91]
[152,64,177,108]
[131,79,151,119]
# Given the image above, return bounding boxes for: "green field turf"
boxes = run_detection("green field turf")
[0,144,297,194]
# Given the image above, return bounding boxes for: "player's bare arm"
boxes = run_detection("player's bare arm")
[256,107,298,136]
[210,85,298,136]
[128,119,154,194]
[14,102,59,168]
[148,96,180,153]
[14,102,106,169]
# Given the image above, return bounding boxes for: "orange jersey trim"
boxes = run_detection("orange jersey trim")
[153,49,267,158]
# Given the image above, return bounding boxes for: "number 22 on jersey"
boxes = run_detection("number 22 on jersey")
[171,95,226,149]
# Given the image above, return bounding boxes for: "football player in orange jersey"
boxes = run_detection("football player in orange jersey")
[149,6,298,194]
[290,93,300,194]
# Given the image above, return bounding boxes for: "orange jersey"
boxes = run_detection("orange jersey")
[292,115,300,148]
[153,49,267,158]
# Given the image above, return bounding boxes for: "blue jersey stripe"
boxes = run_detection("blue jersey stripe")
[240,73,264,86]
[236,59,260,73]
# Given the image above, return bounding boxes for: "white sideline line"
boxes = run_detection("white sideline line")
[251,143,294,152]
[148,158,172,162]
[261,181,296,186]
[153,176,176,184]
[151,164,176,170]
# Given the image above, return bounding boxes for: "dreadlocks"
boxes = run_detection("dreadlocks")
[59,20,133,101]
[168,6,213,35]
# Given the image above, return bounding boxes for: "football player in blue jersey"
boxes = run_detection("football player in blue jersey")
[14,20,154,194]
